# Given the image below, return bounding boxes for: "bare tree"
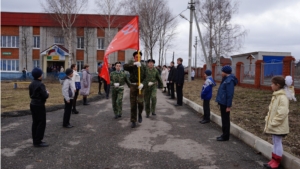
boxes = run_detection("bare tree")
[20,26,32,70]
[122,0,170,60]
[41,0,88,66]
[196,0,247,66]
[157,8,177,66]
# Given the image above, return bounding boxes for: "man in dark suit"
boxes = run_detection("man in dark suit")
[167,61,176,99]
[175,58,184,106]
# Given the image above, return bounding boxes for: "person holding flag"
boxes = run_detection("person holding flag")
[99,16,140,128]
[124,51,146,128]
[144,59,163,118]
[110,62,131,119]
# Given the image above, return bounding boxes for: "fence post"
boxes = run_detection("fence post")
[236,62,243,85]
[212,63,216,79]
[255,60,263,88]
[282,56,295,77]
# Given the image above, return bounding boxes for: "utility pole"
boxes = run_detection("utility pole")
[172,51,174,62]
[194,36,197,68]
[194,10,211,70]
[187,0,194,82]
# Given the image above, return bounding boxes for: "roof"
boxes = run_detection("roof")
[40,44,69,55]
[231,51,291,58]
[1,12,137,28]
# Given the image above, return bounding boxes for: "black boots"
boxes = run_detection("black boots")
[72,109,79,114]
[131,122,136,128]
[138,114,142,123]
[83,97,89,105]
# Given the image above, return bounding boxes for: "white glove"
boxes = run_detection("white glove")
[138,84,144,90]
[114,83,119,88]
[133,62,141,67]
[148,82,154,86]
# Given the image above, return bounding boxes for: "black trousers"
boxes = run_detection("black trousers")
[104,82,110,97]
[220,104,230,139]
[170,82,175,98]
[167,83,170,95]
[30,104,46,145]
[203,100,211,121]
[98,76,102,92]
[176,83,183,105]
[63,99,73,126]
[72,90,79,110]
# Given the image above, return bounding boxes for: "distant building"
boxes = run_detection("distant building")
[1,12,137,75]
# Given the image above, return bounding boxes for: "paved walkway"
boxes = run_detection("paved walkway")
[1,87,267,169]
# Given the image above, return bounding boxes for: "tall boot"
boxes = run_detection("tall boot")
[83,97,90,105]
[263,153,276,168]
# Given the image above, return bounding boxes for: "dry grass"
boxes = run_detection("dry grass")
[183,79,300,158]
[1,81,104,113]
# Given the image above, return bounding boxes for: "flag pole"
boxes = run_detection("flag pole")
[137,16,141,95]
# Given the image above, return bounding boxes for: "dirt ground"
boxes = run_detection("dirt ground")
[1,81,104,113]
[183,79,300,158]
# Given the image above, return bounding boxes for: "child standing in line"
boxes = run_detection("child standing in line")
[263,76,292,169]
[29,68,49,147]
[200,69,216,124]
[61,68,76,128]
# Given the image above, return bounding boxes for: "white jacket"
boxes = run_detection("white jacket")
[71,70,80,90]
[61,77,76,101]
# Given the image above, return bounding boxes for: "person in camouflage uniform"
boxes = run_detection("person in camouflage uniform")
[123,51,146,128]
[144,59,163,118]
[110,62,131,119]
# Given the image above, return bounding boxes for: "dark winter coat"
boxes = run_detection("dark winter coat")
[201,76,216,100]
[168,66,177,82]
[215,74,238,107]
[175,64,184,84]
[29,80,49,106]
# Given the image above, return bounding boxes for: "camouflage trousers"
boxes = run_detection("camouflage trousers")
[112,87,124,116]
[130,84,144,122]
[144,85,157,115]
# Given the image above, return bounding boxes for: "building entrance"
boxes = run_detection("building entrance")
[47,61,65,73]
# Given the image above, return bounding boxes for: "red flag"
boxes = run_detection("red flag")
[100,16,139,84]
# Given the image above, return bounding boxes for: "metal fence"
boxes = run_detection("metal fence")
[240,64,255,84]
[214,66,222,80]
[261,62,283,86]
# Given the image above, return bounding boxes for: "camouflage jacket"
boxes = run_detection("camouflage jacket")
[123,60,146,84]
[143,67,163,88]
[110,71,131,88]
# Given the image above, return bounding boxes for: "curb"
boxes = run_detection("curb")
[1,94,106,118]
[183,97,300,169]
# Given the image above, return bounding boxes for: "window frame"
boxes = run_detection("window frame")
[0,59,19,72]
[33,36,40,48]
[54,36,64,44]
[97,37,105,50]
[1,36,19,48]
[77,37,84,49]
[77,61,84,71]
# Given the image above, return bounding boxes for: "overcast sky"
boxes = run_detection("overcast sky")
[2,0,300,66]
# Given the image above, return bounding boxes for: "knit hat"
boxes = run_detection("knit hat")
[221,65,232,74]
[147,59,155,64]
[204,70,212,76]
[32,68,43,79]
[65,68,73,76]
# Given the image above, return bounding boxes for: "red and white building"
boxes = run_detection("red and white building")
[1,12,137,75]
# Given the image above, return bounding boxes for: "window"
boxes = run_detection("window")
[33,60,40,69]
[54,36,64,44]
[33,36,40,48]
[97,38,104,50]
[77,37,84,49]
[77,61,84,71]
[1,36,19,48]
[0,60,19,72]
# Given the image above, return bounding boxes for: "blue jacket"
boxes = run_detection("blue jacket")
[215,74,238,107]
[201,76,216,100]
